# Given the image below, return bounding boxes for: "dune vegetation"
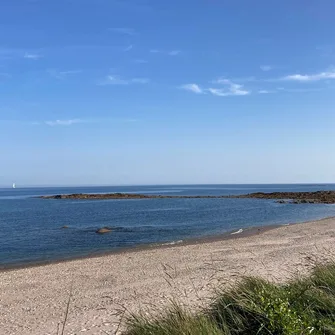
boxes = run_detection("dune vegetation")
[125,262,335,335]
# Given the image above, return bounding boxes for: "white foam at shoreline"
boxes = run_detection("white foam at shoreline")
[161,240,183,246]
[231,228,243,235]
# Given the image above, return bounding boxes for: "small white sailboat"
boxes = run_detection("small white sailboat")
[12,183,16,189]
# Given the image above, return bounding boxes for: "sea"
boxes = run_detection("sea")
[1,184,335,267]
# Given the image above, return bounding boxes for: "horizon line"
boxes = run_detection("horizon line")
[0,182,334,189]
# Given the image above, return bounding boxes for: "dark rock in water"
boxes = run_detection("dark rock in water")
[38,193,227,200]
[61,226,69,229]
[96,227,112,234]
[276,200,287,204]
[292,199,315,204]
[234,190,335,204]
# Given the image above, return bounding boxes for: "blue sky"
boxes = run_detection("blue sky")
[1,0,335,186]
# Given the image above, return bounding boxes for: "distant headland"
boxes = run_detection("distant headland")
[38,193,227,200]
[38,190,335,203]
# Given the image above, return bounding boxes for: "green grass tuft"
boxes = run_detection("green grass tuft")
[126,303,225,335]
[124,262,335,335]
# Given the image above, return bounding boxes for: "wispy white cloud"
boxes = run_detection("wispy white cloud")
[109,27,136,35]
[24,52,43,60]
[150,49,181,56]
[180,68,333,97]
[168,50,181,56]
[103,75,128,85]
[45,119,83,126]
[258,89,274,94]
[32,118,137,127]
[124,44,133,52]
[99,75,150,86]
[282,70,335,82]
[180,84,203,94]
[131,78,150,84]
[208,79,250,96]
[212,78,231,85]
[260,65,272,71]
[133,59,148,64]
[208,87,249,97]
[48,69,82,79]
[1,48,44,60]
[181,78,250,97]
[276,87,323,93]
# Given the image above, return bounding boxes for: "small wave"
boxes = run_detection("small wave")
[160,240,183,246]
[231,228,243,235]
[140,207,188,212]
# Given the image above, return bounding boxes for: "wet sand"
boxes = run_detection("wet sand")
[0,225,279,271]
[1,217,334,334]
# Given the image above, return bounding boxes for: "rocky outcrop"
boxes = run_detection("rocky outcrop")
[38,190,335,204]
[39,193,227,200]
[237,191,335,204]
[96,227,112,234]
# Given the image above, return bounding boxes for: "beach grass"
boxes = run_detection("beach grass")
[124,262,335,335]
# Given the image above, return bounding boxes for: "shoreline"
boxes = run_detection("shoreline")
[2,215,334,272]
[1,216,335,335]
[0,224,280,272]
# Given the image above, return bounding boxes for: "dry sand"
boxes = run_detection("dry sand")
[1,217,335,335]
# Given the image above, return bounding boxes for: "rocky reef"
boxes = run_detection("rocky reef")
[38,193,226,200]
[38,190,335,204]
[234,191,335,204]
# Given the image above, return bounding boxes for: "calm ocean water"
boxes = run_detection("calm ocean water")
[1,184,335,267]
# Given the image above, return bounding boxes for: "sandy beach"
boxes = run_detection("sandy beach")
[1,217,335,335]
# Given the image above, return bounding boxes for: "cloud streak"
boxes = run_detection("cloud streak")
[208,79,250,96]
[180,84,203,94]
[24,53,43,60]
[150,49,181,56]
[282,70,335,82]
[44,119,83,126]
[168,50,181,56]
[99,75,150,85]
[260,65,272,71]
[208,86,249,97]
[276,87,323,93]
[181,68,334,97]
[181,79,250,97]
[258,89,273,94]
[48,69,82,79]
[33,118,138,127]
[124,44,133,52]
[133,59,148,64]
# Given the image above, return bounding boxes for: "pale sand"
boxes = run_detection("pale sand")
[1,218,335,335]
